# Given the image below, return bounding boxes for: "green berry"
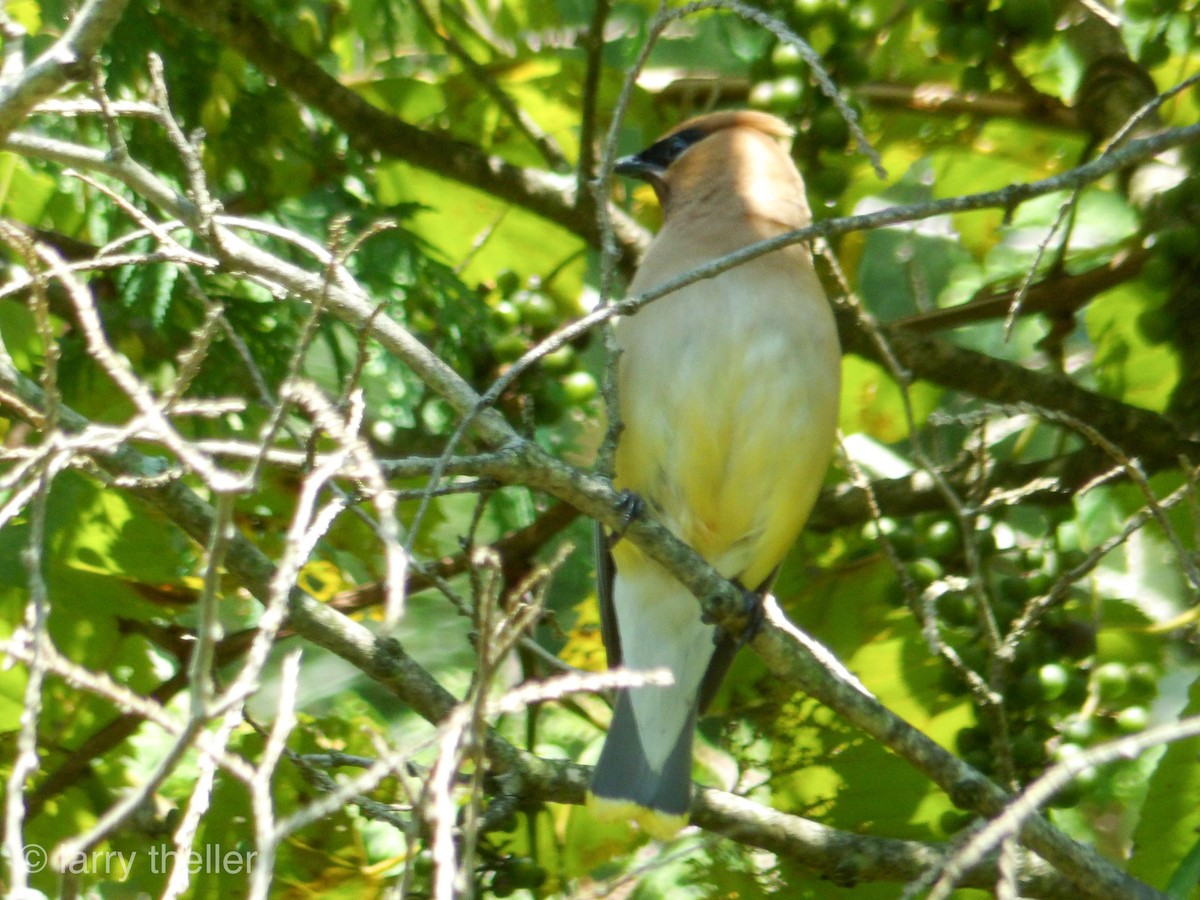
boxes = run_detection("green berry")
[1012,630,1055,671]
[509,857,547,889]
[491,811,519,833]
[907,557,944,588]
[939,809,975,834]
[974,528,998,556]
[561,370,599,403]
[924,520,961,558]
[492,332,528,363]
[1020,545,1046,569]
[1060,715,1094,744]
[1026,571,1054,596]
[771,76,804,111]
[863,516,897,542]
[490,300,521,328]
[937,590,978,627]
[491,868,517,898]
[540,344,576,374]
[1094,662,1130,703]
[1128,662,1159,698]
[792,0,824,21]
[921,518,960,561]
[888,524,919,558]
[1013,670,1044,706]
[1115,706,1149,733]
[960,64,991,94]
[998,0,1057,41]
[812,107,850,147]
[868,518,897,540]
[532,383,566,424]
[1037,663,1070,702]
[513,290,558,331]
[412,850,434,877]
[749,81,776,110]
[956,725,990,755]
[995,574,1032,605]
[771,42,805,74]
[863,517,918,558]
[1012,732,1046,767]
[1061,670,1090,706]
[810,165,850,198]
[495,269,522,296]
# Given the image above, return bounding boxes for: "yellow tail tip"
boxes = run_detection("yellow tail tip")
[586,791,689,841]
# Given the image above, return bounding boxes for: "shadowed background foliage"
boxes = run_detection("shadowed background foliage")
[1,0,1199,896]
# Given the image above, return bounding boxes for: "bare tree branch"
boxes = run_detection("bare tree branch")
[409,0,570,173]
[156,0,649,266]
[0,8,1193,892]
[0,301,1160,899]
[0,0,131,140]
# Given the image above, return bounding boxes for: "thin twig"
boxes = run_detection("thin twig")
[921,715,1200,899]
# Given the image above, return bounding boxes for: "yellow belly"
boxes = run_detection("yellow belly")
[612,254,839,589]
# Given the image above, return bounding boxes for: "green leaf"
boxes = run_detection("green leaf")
[1166,838,1200,899]
[0,298,41,371]
[1129,674,1200,891]
[1087,281,1180,412]
[372,160,586,294]
[0,591,28,729]
[771,554,973,840]
[839,356,942,443]
[0,152,57,224]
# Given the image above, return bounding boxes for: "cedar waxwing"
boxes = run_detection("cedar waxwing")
[587,110,842,838]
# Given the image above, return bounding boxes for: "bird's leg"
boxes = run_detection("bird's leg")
[736,585,767,645]
[703,583,766,648]
[606,489,646,549]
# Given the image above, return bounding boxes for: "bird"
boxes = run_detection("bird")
[586,110,842,839]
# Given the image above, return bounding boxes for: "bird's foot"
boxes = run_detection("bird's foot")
[606,489,645,549]
[704,584,765,648]
[736,586,766,646]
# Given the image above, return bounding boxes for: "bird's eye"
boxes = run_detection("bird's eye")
[634,127,706,172]
[646,128,705,168]
[666,134,692,158]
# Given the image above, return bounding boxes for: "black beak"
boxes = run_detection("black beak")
[614,153,662,182]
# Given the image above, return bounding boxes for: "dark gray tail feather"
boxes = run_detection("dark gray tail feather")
[590,689,696,817]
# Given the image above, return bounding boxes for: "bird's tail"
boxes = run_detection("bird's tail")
[586,688,696,840]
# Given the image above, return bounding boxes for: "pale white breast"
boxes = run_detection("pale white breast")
[615,246,839,586]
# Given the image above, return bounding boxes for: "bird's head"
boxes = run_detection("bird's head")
[614,111,801,223]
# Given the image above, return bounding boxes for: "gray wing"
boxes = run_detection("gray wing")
[593,521,621,668]
[595,520,764,713]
